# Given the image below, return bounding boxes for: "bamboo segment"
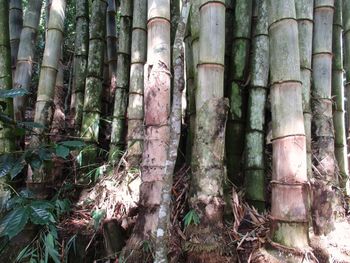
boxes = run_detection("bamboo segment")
[9,0,23,79]
[226,0,253,186]
[311,0,338,236]
[267,0,309,249]
[109,0,133,162]
[333,0,349,193]
[13,0,43,122]
[31,0,66,148]
[244,0,269,211]
[296,0,313,179]
[126,0,147,167]
[70,0,89,135]
[80,0,107,145]
[121,0,170,260]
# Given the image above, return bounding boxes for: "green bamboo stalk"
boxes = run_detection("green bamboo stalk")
[125,0,147,167]
[226,0,253,186]
[70,0,89,135]
[187,0,230,261]
[244,0,269,212]
[109,0,133,162]
[31,0,66,145]
[333,0,349,193]
[121,0,171,260]
[296,0,313,180]
[311,0,337,236]
[0,0,15,212]
[9,0,23,79]
[13,0,43,122]
[154,4,190,261]
[80,0,107,147]
[224,0,234,93]
[267,0,309,249]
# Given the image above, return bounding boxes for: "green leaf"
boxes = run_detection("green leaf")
[0,208,30,239]
[59,140,85,148]
[38,148,53,161]
[44,233,60,263]
[29,207,55,225]
[183,210,200,227]
[18,121,44,129]
[9,160,25,179]
[55,145,70,159]
[0,88,29,98]
[91,209,106,230]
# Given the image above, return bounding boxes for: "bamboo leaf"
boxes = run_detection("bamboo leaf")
[44,233,60,263]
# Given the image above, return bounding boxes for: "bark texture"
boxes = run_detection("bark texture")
[268,0,309,249]
[244,0,269,211]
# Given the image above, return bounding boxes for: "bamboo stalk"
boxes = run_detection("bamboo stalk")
[126,0,147,167]
[154,4,190,261]
[121,0,171,260]
[226,0,253,186]
[311,0,338,236]
[13,0,43,122]
[0,0,14,212]
[267,0,309,248]
[244,0,269,212]
[332,0,349,193]
[9,0,23,79]
[70,0,89,135]
[31,0,66,146]
[296,0,313,180]
[109,0,133,162]
[187,0,230,261]
[80,0,107,144]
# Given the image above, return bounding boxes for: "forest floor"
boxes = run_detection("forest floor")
[56,165,350,263]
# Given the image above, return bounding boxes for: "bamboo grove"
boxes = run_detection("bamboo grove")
[1,0,350,262]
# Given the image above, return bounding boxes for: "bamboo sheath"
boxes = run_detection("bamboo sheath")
[32,0,66,144]
[9,0,23,79]
[80,0,107,143]
[268,0,309,248]
[126,0,147,167]
[109,0,133,161]
[244,0,269,211]
[332,0,349,192]
[70,0,89,135]
[13,0,43,122]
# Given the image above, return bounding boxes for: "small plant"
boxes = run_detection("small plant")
[183,209,200,227]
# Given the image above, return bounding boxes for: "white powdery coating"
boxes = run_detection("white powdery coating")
[157,228,164,237]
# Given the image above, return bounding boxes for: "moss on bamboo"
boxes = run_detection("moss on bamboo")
[9,0,23,78]
[70,0,89,135]
[109,0,133,162]
[226,0,253,187]
[244,0,269,211]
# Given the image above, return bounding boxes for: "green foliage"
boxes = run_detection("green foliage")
[183,209,200,227]
[0,88,29,99]
[91,209,106,230]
